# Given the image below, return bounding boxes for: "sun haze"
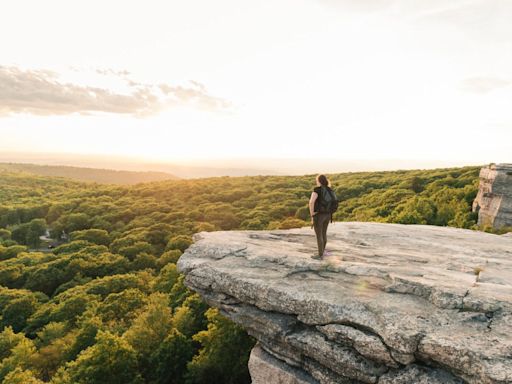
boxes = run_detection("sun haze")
[0,0,510,171]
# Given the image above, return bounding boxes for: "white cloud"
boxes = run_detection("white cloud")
[0,65,231,117]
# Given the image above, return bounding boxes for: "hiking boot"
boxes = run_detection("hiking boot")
[311,254,323,260]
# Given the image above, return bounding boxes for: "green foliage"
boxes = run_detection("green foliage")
[0,329,37,381]
[124,293,173,357]
[32,328,76,380]
[117,241,153,260]
[153,263,180,293]
[0,162,178,185]
[0,327,27,361]
[56,330,143,384]
[0,229,11,240]
[185,308,254,384]
[3,367,44,384]
[10,219,46,248]
[172,294,208,338]
[55,213,91,233]
[166,235,193,252]
[0,166,481,383]
[70,229,111,246]
[157,249,182,268]
[268,217,307,229]
[52,240,94,255]
[65,314,103,361]
[1,295,41,332]
[97,289,147,331]
[148,328,195,384]
[0,245,28,261]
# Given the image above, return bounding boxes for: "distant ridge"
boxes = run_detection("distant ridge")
[0,162,179,185]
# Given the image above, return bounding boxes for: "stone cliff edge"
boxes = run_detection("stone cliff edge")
[177,222,512,384]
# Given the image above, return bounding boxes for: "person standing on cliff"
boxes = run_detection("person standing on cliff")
[309,174,336,259]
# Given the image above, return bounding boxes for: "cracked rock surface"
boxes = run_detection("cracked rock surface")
[177,222,512,384]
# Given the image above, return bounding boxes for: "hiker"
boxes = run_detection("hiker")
[309,174,337,259]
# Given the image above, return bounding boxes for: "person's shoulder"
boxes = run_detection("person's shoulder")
[313,186,322,193]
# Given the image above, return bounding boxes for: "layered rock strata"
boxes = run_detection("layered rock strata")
[473,163,512,229]
[177,222,512,384]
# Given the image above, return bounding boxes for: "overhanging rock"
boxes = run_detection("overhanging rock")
[177,222,512,384]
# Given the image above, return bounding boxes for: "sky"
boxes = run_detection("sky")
[0,0,511,171]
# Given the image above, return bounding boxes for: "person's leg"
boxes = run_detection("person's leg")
[321,214,329,254]
[313,215,324,257]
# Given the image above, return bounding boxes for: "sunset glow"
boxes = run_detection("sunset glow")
[1,0,511,170]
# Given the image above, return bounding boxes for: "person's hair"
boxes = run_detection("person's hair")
[316,174,330,187]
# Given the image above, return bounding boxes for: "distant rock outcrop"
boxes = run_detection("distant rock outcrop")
[473,163,512,229]
[178,223,512,384]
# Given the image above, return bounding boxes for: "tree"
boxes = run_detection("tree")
[193,222,216,233]
[0,165,481,382]
[156,249,182,269]
[294,206,310,221]
[10,225,29,246]
[26,219,47,248]
[131,252,157,271]
[275,217,306,229]
[65,314,103,361]
[0,327,26,361]
[97,288,147,330]
[0,245,28,261]
[59,331,142,384]
[62,213,91,233]
[0,333,37,382]
[0,229,11,241]
[1,296,40,332]
[172,294,208,338]
[70,229,110,246]
[185,309,255,384]
[153,264,180,293]
[117,241,153,260]
[148,329,195,384]
[124,293,173,357]
[32,331,76,380]
[166,235,193,252]
[3,367,44,384]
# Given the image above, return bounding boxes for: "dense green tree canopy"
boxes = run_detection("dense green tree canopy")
[0,166,482,383]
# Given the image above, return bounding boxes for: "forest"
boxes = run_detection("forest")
[0,165,481,383]
[0,163,178,185]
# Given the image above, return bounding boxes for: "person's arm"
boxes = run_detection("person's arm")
[309,191,318,223]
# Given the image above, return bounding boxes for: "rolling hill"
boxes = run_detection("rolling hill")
[0,162,179,185]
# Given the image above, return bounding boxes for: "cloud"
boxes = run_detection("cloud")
[159,82,232,111]
[0,65,231,117]
[459,76,512,94]
[95,68,131,77]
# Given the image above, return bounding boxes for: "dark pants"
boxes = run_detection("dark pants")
[313,213,330,256]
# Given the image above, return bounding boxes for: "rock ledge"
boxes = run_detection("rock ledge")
[473,163,512,229]
[177,222,512,384]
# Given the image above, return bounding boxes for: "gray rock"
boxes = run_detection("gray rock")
[473,163,512,229]
[177,222,512,384]
[316,324,398,367]
[249,344,317,384]
[378,365,465,384]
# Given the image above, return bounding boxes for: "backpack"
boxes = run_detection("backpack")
[318,186,339,215]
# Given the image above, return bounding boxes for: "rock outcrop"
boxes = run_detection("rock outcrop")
[177,222,512,384]
[473,163,512,229]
